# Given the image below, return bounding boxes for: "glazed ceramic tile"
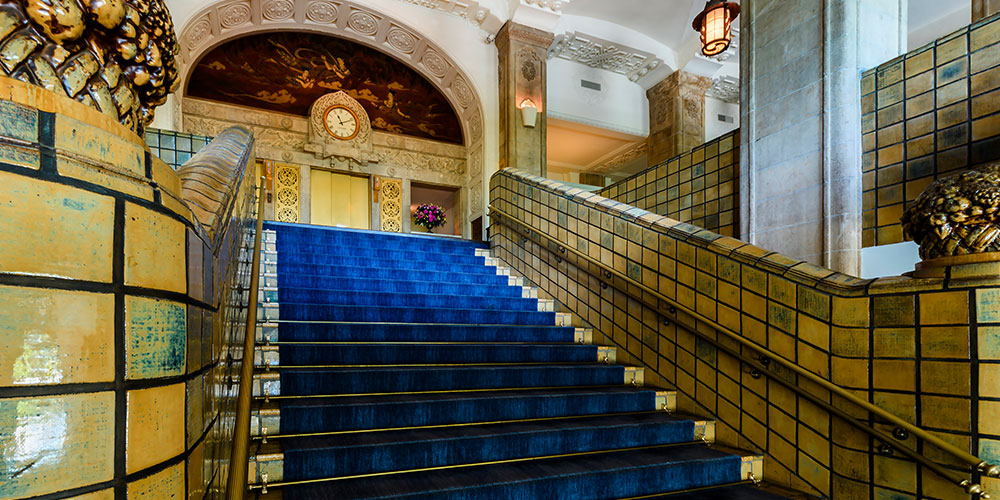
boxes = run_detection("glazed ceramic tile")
[0,392,114,499]
[124,203,187,294]
[55,115,144,178]
[125,296,186,379]
[0,285,113,385]
[0,170,113,282]
[126,383,185,474]
[127,462,184,499]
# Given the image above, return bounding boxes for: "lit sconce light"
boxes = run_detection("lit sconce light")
[519,98,538,128]
[692,0,740,57]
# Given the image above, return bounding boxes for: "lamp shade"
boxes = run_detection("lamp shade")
[519,98,538,128]
[692,1,740,57]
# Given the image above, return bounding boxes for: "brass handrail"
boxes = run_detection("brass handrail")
[489,204,997,496]
[227,179,267,499]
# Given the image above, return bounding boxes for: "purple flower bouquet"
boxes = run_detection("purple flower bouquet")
[413,203,447,233]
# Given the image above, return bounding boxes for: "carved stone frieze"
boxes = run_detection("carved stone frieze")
[183,97,468,186]
[0,0,180,134]
[548,32,662,83]
[902,164,1000,259]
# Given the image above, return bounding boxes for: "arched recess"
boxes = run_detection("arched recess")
[177,0,484,147]
[175,0,489,229]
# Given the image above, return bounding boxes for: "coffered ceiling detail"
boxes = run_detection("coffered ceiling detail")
[547,32,663,83]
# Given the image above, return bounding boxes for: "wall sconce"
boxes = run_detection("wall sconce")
[519,98,538,128]
[692,0,740,57]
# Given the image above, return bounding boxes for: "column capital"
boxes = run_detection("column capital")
[495,22,555,50]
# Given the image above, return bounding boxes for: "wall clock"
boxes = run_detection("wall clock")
[323,105,360,140]
[306,91,375,163]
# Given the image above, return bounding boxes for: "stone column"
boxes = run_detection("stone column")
[646,71,713,166]
[496,22,554,177]
[740,0,906,276]
[974,0,1000,21]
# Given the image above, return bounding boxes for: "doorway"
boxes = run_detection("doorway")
[310,169,370,229]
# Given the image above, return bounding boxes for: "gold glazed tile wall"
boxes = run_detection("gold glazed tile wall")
[861,13,1000,247]
[599,130,740,237]
[0,77,257,500]
[490,168,1000,499]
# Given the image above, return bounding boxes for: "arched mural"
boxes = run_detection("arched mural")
[187,32,464,144]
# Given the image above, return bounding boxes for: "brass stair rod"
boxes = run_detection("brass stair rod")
[489,204,1000,479]
[227,179,267,500]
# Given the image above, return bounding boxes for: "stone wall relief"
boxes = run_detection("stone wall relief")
[379,178,403,232]
[274,163,300,222]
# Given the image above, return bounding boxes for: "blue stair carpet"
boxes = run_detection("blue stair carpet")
[257,222,781,499]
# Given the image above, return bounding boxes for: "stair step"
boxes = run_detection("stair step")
[254,322,590,344]
[253,343,613,367]
[639,484,797,499]
[250,387,676,436]
[261,280,532,298]
[263,445,756,499]
[273,248,492,264]
[273,267,516,285]
[277,260,504,276]
[252,364,645,397]
[268,290,544,311]
[254,413,708,481]
[262,303,560,325]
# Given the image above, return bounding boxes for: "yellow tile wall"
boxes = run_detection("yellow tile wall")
[491,167,1000,500]
[0,78,258,500]
[861,13,1000,247]
[599,130,740,237]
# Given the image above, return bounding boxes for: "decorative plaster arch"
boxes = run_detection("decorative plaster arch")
[176,0,485,148]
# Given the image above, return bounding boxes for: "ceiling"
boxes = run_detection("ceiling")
[547,118,646,174]
[187,32,464,144]
[562,0,705,52]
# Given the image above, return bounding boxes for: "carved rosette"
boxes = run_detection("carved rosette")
[902,164,1000,259]
[0,0,180,134]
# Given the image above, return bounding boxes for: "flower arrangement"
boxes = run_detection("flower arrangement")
[413,203,447,232]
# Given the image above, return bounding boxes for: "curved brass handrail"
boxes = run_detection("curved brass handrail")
[226,179,267,500]
[489,204,997,496]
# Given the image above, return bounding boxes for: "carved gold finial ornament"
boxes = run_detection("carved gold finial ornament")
[0,0,180,134]
[902,164,1000,260]
[692,0,740,57]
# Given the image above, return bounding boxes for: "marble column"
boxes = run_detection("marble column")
[646,71,713,166]
[496,22,554,177]
[974,0,1000,21]
[740,0,906,276]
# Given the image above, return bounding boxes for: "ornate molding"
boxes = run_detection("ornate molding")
[548,32,662,83]
[591,141,648,174]
[706,76,740,104]
[393,0,502,36]
[521,0,570,13]
[177,0,484,149]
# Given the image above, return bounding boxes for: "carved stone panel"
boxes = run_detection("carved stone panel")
[274,163,300,222]
[379,178,403,232]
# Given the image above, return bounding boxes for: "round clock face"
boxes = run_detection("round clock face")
[323,105,360,140]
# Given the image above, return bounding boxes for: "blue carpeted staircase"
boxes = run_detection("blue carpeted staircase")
[247,222,792,500]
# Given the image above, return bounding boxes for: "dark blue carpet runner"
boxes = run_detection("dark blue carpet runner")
[251,222,789,500]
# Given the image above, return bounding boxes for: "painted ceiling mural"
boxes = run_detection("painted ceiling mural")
[186,32,464,144]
